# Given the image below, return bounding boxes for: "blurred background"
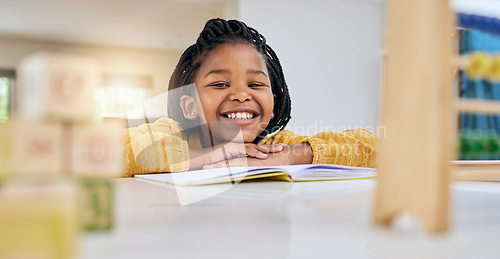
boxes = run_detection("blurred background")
[0,0,385,133]
[3,1,500,258]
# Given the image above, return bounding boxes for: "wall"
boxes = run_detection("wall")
[238,0,385,134]
[0,0,385,134]
[0,37,182,97]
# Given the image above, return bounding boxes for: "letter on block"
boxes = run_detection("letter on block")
[11,118,63,178]
[16,51,100,122]
[77,178,113,230]
[70,119,124,177]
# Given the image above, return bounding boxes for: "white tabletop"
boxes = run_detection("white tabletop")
[80,179,500,259]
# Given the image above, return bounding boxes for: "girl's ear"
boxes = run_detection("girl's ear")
[180,95,198,120]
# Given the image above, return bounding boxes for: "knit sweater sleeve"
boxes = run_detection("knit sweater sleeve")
[260,129,377,168]
[121,118,190,177]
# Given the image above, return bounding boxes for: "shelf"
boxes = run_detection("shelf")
[456,98,500,114]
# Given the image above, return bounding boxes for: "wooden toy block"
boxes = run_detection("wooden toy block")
[11,117,63,179]
[70,118,125,177]
[0,123,12,182]
[0,181,77,259]
[16,51,100,122]
[77,178,114,231]
[374,0,455,232]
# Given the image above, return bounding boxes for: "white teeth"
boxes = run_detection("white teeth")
[225,112,254,119]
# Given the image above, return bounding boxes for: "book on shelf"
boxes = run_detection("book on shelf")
[134,164,376,186]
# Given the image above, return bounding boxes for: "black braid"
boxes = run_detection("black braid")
[168,18,292,143]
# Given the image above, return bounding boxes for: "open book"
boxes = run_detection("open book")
[134,164,376,186]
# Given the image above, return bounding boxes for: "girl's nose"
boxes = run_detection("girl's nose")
[228,84,252,102]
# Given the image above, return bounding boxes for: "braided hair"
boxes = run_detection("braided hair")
[167,18,291,144]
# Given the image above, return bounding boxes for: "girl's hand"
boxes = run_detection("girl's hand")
[189,142,283,170]
[202,143,313,169]
[244,143,284,159]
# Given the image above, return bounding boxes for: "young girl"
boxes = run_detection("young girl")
[122,18,376,177]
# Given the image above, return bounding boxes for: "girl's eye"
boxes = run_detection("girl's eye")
[248,83,266,88]
[209,82,229,88]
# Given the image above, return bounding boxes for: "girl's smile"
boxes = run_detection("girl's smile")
[220,107,259,125]
[190,43,275,144]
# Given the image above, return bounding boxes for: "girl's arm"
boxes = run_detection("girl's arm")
[260,129,377,168]
[122,118,283,177]
[122,118,190,177]
[203,129,377,169]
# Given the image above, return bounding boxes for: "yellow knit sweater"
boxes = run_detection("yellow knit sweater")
[122,118,377,177]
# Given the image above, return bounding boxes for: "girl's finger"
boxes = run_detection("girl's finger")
[245,145,267,159]
[252,143,283,153]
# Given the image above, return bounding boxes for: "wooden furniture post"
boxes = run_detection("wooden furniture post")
[374,0,456,232]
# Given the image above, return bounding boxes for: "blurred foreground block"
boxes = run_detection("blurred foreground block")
[78,178,114,230]
[11,118,63,179]
[16,51,100,122]
[0,123,12,182]
[0,181,77,259]
[70,118,124,177]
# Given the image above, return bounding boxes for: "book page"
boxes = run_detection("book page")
[134,164,376,186]
[269,164,376,181]
[135,166,287,186]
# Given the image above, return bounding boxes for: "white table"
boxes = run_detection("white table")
[81,179,500,259]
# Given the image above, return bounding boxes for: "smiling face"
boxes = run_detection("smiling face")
[188,43,275,144]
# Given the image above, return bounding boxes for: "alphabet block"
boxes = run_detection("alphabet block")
[77,178,113,230]
[70,118,124,177]
[16,51,100,122]
[0,181,77,259]
[11,117,63,179]
[0,123,12,182]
